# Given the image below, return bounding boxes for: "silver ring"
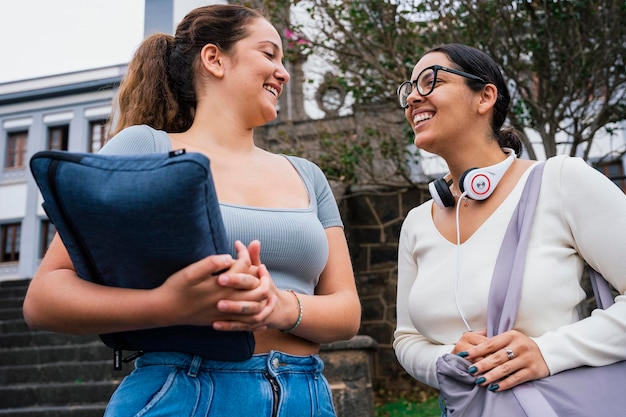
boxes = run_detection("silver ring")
[504,347,515,360]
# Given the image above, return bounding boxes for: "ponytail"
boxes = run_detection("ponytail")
[110,33,193,137]
[107,5,264,139]
[496,127,523,157]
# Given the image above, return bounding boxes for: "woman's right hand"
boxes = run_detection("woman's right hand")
[155,240,275,329]
[24,235,272,334]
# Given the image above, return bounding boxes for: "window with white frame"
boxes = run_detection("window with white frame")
[5,131,28,169]
[48,125,69,151]
[89,119,107,153]
[1,223,21,263]
[40,220,56,258]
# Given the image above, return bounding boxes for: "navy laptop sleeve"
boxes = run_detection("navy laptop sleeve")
[30,150,255,367]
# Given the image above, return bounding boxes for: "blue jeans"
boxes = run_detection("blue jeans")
[104,351,337,417]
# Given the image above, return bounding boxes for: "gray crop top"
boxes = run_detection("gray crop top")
[99,125,343,294]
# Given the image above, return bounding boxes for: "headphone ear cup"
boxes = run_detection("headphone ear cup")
[458,168,474,193]
[458,148,517,202]
[460,167,495,201]
[429,177,456,208]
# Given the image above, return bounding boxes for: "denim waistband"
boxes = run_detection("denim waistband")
[134,351,325,378]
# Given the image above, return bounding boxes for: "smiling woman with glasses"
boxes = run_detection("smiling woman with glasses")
[397,65,486,108]
[394,42,626,417]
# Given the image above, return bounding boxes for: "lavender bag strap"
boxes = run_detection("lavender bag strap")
[485,162,557,417]
[486,161,616,417]
[486,162,545,337]
[589,268,615,309]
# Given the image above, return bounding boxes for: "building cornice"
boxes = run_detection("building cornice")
[0,65,127,106]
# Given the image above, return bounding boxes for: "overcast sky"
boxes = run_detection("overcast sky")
[0,0,145,84]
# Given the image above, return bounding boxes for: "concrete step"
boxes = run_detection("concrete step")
[0,342,111,366]
[0,360,131,385]
[0,330,96,348]
[0,297,25,309]
[0,318,30,334]
[0,403,108,417]
[0,280,135,417]
[0,279,29,288]
[0,380,119,409]
[0,307,25,320]
[0,282,28,300]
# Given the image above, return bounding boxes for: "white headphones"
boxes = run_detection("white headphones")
[429,148,516,208]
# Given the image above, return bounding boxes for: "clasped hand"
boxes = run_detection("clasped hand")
[452,329,550,391]
[157,240,277,332]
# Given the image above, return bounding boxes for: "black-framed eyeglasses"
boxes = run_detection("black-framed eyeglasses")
[397,65,487,108]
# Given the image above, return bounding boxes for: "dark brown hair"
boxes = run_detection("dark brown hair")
[109,5,264,137]
[426,43,523,156]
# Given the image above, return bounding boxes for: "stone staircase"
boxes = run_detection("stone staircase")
[0,279,131,417]
[0,279,376,417]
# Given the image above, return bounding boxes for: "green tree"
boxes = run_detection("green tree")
[247,0,425,185]
[424,0,626,160]
[263,0,626,161]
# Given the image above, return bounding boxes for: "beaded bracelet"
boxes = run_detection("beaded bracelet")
[281,289,302,333]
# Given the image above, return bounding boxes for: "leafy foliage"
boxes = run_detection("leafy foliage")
[237,0,626,185]
[266,0,625,160]
[423,0,626,159]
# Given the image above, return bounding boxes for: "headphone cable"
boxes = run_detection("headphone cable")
[455,191,473,332]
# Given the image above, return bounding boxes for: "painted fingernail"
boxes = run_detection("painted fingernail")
[457,351,469,358]
[488,384,499,392]
[474,377,486,385]
[468,366,478,375]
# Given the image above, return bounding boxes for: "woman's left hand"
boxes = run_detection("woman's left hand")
[212,263,279,332]
[453,330,487,358]
[460,329,550,391]
[212,240,297,332]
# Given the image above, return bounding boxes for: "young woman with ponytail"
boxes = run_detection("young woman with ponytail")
[24,5,360,416]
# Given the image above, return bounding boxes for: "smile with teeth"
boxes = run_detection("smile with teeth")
[413,112,434,125]
[263,85,278,97]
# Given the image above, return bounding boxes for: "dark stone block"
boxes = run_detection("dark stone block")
[360,322,394,345]
[370,246,398,265]
[351,227,384,245]
[361,296,386,322]
[356,271,388,296]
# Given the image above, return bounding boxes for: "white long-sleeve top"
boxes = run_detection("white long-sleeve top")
[394,155,626,388]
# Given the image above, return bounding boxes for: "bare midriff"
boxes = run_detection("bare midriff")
[253,329,320,356]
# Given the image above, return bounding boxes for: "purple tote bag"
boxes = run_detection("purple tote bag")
[436,162,626,417]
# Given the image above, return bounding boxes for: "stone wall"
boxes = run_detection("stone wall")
[320,336,378,417]
[339,185,434,395]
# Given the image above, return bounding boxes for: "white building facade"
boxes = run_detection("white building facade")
[0,66,125,280]
[0,0,228,281]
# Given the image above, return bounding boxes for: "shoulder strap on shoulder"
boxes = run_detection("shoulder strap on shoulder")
[487,162,545,336]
